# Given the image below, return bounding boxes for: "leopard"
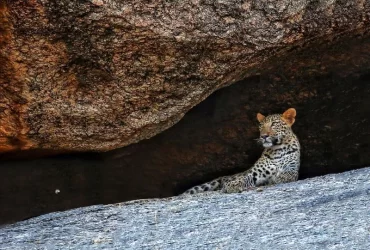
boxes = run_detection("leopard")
[182,108,300,195]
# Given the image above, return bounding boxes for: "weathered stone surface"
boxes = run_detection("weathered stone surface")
[0,0,369,152]
[1,167,370,249]
[1,40,370,224]
[1,0,370,226]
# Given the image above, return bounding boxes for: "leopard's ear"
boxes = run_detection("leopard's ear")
[282,108,296,126]
[257,113,265,123]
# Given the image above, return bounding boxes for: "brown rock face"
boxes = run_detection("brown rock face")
[1,0,369,152]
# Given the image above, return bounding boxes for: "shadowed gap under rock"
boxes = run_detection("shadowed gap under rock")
[0,72,369,225]
[1,35,370,224]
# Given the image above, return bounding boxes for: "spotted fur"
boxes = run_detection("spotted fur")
[182,108,300,195]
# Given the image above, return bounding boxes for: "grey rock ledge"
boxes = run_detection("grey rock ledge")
[1,167,370,250]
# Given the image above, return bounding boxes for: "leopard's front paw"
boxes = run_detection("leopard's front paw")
[222,182,246,193]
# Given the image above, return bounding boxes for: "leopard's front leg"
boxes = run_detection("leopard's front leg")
[268,170,299,185]
[221,174,257,193]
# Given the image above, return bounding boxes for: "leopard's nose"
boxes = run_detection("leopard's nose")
[261,135,269,139]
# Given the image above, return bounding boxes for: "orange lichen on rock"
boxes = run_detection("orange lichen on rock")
[0,1,34,152]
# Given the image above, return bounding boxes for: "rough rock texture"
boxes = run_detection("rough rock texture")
[1,58,370,224]
[1,167,370,249]
[0,0,370,152]
[1,0,370,226]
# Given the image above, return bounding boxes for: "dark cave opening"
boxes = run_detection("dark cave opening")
[1,70,369,225]
[1,33,370,225]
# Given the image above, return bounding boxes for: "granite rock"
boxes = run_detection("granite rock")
[1,167,370,250]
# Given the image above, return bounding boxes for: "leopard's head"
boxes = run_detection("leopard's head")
[256,108,296,148]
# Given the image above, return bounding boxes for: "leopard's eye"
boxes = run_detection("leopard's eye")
[271,121,278,127]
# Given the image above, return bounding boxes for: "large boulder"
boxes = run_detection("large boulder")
[1,167,370,249]
[1,0,369,152]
